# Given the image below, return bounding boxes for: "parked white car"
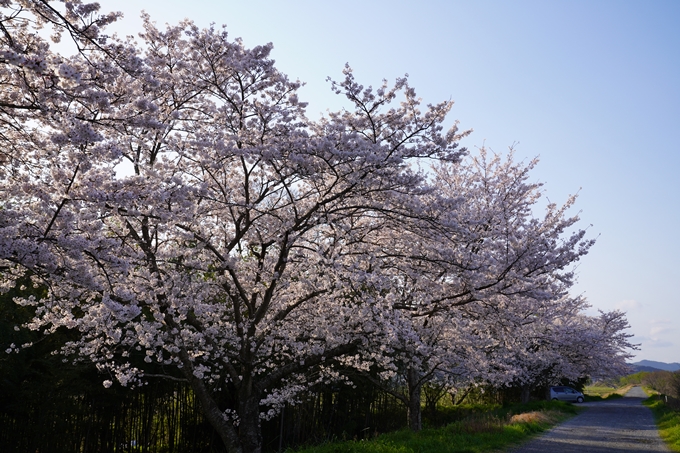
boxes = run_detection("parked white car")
[550,386,585,403]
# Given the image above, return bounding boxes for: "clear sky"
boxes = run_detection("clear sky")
[96,0,680,363]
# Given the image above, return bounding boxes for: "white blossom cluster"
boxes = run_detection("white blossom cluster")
[57,63,81,82]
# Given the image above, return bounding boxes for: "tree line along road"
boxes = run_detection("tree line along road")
[509,386,670,453]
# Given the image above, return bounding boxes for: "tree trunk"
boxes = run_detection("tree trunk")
[177,347,245,453]
[406,368,422,431]
[520,384,531,404]
[186,373,243,453]
[239,396,263,453]
[423,384,444,418]
[187,374,264,453]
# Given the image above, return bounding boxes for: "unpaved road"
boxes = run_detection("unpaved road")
[509,386,670,452]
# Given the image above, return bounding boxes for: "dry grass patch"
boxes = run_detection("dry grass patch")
[615,384,635,395]
[585,383,637,400]
[509,410,561,425]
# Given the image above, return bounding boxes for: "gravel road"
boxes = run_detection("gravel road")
[509,386,670,452]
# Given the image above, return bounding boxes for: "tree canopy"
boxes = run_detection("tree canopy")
[0,2,634,452]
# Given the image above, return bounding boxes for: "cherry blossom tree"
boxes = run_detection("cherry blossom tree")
[1,2,467,451]
[351,149,598,430]
[491,300,635,403]
[430,152,633,403]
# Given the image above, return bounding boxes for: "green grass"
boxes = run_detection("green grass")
[584,383,638,401]
[584,393,624,402]
[293,401,577,453]
[584,383,623,402]
[584,385,618,396]
[644,396,680,452]
[618,371,649,387]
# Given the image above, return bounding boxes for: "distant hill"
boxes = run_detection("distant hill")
[631,360,680,372]
[631,364,665,372]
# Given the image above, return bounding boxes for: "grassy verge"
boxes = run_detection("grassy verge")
[584,385,618,396]
[584,384,636,401]
[584,393,624,402]
[294,401,577,453]
[644,396,680,452]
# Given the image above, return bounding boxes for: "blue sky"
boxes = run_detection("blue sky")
[98,0,680,363]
